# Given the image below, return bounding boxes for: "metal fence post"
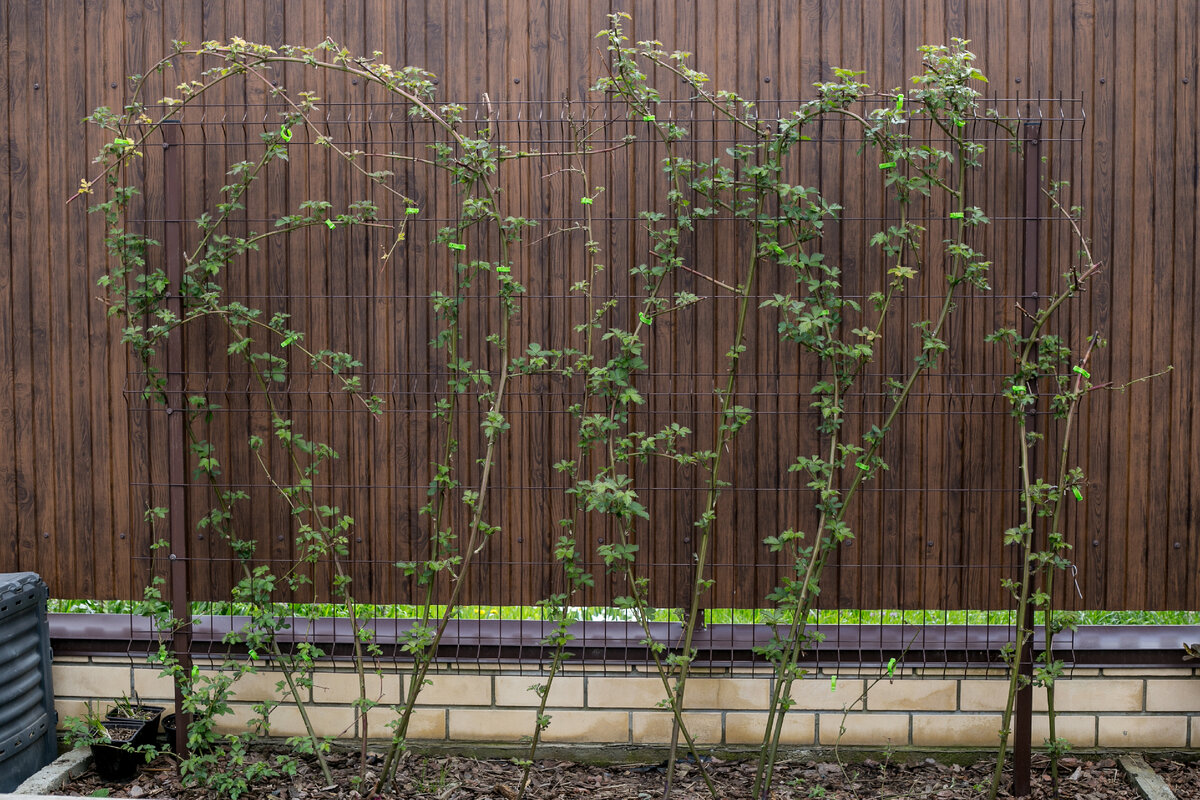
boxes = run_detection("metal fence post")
[1013,118,1043,798]
[162,119,192,758]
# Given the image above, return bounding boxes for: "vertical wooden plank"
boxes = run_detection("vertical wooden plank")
[52,0,93,599]
[764,0,798,612]
[0,0,15,577]
[1177,0,1200,612]
[876,0,906,611]
[9,1,55,591]
[1081,0,1113,608]
[524,0,556,605]
[1098,0,1134,609]
[1143,0,1175,610]
[361,0,391,605]
[853,0,887,616]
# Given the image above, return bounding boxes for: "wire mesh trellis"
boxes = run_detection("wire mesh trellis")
[117,94,1087,676]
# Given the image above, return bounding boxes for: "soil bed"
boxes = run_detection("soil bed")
[57,748,1144,800]
[1152,758,1200,800]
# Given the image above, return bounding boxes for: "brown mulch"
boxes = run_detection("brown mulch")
[58,748,1145,800]
[1152,758,1200,800]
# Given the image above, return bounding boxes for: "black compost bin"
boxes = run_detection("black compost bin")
[0,572,57,792]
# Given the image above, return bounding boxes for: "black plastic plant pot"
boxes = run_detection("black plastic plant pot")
[106,705,164,749]
[91,720,146,783]
[161,713,179,753]
[162,713,212,755]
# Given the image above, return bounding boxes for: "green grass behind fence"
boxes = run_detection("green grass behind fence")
[45,599,1200,626]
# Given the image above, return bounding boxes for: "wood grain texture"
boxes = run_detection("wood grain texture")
[0,0,1193,613]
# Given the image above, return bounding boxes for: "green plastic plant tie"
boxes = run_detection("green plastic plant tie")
[886,657,897,677]
[1073,365,1090,378]
[856,460,869,471]
[580,197,593,205]
[949,211,964,219]
[878,161,896,169]
[406,206,420,215]
[1072,486,1083,501]
[643,114,655,122]
[639,312,652,325]
[1012,385,1026,395]
[113,138,133,148]
[279,126,292,142]
[829,675,837,691]
[324,219,336,229]
[448,242,466,251]
[496,265,511,274]
[248,649,258,660]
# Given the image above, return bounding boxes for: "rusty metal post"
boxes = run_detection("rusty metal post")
[162,119,192,758]
[1013,119,1042,797]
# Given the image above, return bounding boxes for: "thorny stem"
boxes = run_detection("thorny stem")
[517,120,599,798]
[755,136,976,799]
[378,125,519,794]
[240,349,379,782]
[988,192,1104,800]
[175,404,338,788]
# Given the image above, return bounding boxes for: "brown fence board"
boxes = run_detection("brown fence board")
[0,0,14,579]
[0,0,1196,612]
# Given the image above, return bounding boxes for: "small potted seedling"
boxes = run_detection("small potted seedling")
[105,693,164,748]
[64,703,149,783]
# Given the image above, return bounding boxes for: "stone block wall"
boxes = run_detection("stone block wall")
[51,657,1200,750]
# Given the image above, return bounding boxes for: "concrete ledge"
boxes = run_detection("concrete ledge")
[11,748,91,795]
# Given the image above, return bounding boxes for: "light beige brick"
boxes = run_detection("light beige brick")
[584,675,770,713]
[88,656,133,666]
[1146,680,1200,712]
[227,669,294,703]
[220,702,355,738]
[131,667,175,701]
[785,678,867,711]
[587,677,666,709]
[960,678,1142,714]
[1102,668,1191,678]
[1044,680,1142,712]
[866,680,956,711]
[541,711,628,743]
[52,664,131,698]
[960,680,1009,712]
[311,670,403,706]
[1031,714,1095,748]
[414,675,491,706]
[632,712,722,744]
[912,714,1001,747]
[495,676,584,708]
[365,707,446,740]
[725,712,815,745]
[681,678,769,710]
[915,667,1006,677]
[818,713,908,746]
[1098,716,1187,748]
[448,709,534,741]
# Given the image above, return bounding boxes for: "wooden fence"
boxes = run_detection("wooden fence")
[0,0,1195,612]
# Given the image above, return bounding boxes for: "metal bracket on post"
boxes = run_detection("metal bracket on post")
[1013,119,1042,799]
[162,119,192,759]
